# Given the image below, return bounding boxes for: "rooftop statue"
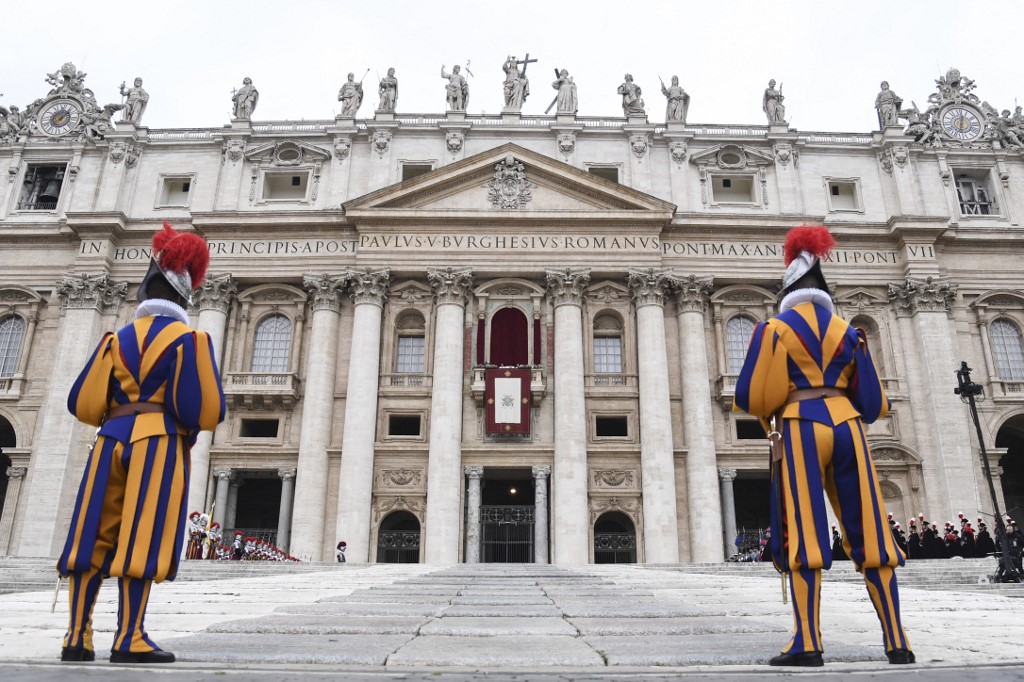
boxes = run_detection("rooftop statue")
[441,64,469,111]
[119,77,149,123]
[232,77,259,120]
[661,75,689,123]
[377,67,398,113]
[617,74,645,116]
[502,55,530,112]
[338,71,366,117]
[875,81,902,128]
[551,69,577,115]
[763,79,785,123]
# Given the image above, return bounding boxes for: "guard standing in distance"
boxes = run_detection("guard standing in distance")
[735,224,914,667]
[57,222,225,663]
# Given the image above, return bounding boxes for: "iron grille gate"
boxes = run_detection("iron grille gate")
[481,505,534,563]
[377,530,421,563]
[594,531,637,563]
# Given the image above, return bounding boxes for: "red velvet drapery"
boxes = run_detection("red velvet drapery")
[489,307,528,365]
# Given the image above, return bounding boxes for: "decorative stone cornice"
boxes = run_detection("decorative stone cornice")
[464,465,484,479]
[303,273,349,312]
[427,267,473,306]
[718,468,738,482]
[6,466,27,479]
[887,276,958,316]
[277,468,297,481]
[193,273,237,313]
[347,268,391,307]
[532,464,551,479]
[56,273,127,312]
[627,268,672,308]
[545,268,590,307]
[672,274,714,314]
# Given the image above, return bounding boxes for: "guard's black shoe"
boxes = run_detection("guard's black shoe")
[60,647,95,662]
[769,651,824,667]
[109,649,175,663]
[887,649,916,664]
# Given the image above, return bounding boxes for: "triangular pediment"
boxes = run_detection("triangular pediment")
[836,287,889,306]
[689,144,775,168]
[344,143,675,223]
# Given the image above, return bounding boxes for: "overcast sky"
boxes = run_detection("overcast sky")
[2,0,1018,133]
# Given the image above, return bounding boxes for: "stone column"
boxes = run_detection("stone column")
[464,465,484,563]
[334,268,391,563]
[424,268,473,564]
[290,273,348,560]
[186,274,237,519]
[212,467,233,528]
[18,274,126,557]
[225,478,241,529]
[533,464,551,564]
[545,268,591,564]
[0,467,27,554]
[718,469,738,560]
[673,275,724,562]
[888,277,980,521]
[277,468,297,552]
[628,269,680,564]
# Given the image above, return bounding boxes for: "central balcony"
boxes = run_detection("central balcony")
[471,366,545,407]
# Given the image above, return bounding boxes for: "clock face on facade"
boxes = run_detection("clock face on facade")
[940,105,983,141]
[38,98,83,138]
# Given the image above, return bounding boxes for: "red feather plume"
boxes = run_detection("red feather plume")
[152,220,209,288]
[783,224,836,266]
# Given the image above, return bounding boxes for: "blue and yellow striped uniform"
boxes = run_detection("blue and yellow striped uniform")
[735,300,911,656]
[57,314,224,655]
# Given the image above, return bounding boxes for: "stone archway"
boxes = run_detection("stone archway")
[593,511,637,564]
[377,510,421,563]
[996,414,1024,519]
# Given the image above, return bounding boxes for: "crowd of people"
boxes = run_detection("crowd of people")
[732,513,1024,564]
[184,510,299,562]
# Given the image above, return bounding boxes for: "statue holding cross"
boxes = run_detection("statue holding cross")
[502,53,535,112]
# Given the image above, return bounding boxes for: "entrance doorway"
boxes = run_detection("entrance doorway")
[0,415,15,521]
[593,511,637,563]
[377,511,421,563]
[997,415,1024,519]
[230,471,282,545]
[480,468,535,563]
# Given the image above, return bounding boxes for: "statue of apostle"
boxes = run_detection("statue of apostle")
[441,64,469,111]
[874,81,903,128]
[119,77,149,123]
[617,74,645,116]
[232,77,259,120]
[338,73,364,117]
[377,67,398,113]
[763,79,786,123]
[552,69,578,115]
[502,56,530,111]
[661,75,689,123]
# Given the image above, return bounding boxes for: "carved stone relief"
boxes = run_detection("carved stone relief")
[487,154,533,209]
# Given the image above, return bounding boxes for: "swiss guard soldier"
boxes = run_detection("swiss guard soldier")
[735,225,914,667]
[56,222,226,663]
[231,531,245,560]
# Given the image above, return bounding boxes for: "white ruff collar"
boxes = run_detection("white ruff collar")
[779,287,834,314]
[136,298,190,326]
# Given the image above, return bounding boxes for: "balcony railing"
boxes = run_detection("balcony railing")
[223,372,300,409]
[585,373,637,388]
[992,378,1024,400]
[471,365,545,406]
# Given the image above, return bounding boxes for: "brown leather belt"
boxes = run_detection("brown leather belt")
[784,387,846,405]
[107,402,164,420]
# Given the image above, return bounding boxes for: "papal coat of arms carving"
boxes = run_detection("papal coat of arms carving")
[487,154,533,209]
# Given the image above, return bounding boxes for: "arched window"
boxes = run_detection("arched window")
[0,315,26,378]
[991,319,1024,380]
[395,310,426,374]
[251,314,292,373]
[593,313,623,375]
[725,315,756,373]
[850,315,886,376]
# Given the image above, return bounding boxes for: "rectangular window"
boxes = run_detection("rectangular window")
[595,416,629,437]
[588,166,619,183]
[158,176,193,207]
[594,336,623,373]
[710,174,755,203]
[402,163,433,181]
[240,418,280,438]
[396,335,425,373]
[17,164,67,211]
[388,414,422,436]
[262,171,309,201]
[955,169,998,216]
[825,178,860,212]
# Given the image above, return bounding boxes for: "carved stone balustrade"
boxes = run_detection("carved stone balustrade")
[223,371,301,409]
[470,365,545,407]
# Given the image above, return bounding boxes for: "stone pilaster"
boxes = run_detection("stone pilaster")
[276,468,297,552]
[545,268,591,564]
[627,269,680,563]
[18,274,126,557]
[464,465,484,563]
[718,468,738,560]
[334,268,391,563]
[533,464,551,564]
[186,274,236,524]
[672,274,723,562]
[887,276,979,522]
[290,273,348,560]
[0,467,27,554]
[424,267,473,563]
[226,477,240,529]
[212,467,234,528]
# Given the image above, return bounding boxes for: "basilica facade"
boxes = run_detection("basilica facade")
[1,64,1023,564]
